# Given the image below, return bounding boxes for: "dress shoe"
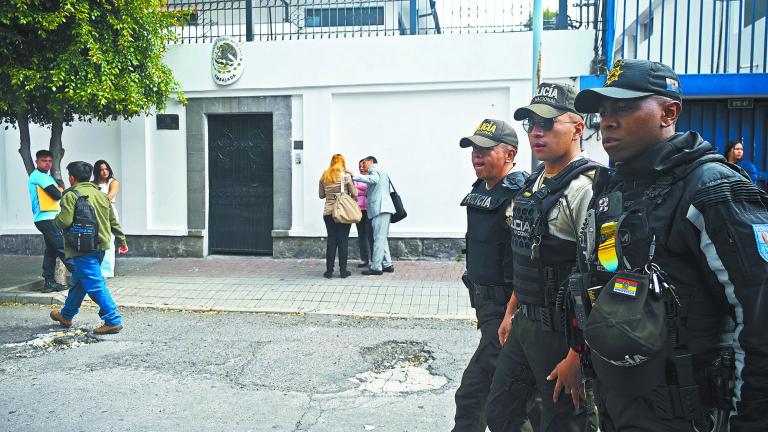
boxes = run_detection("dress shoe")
[94,324,123,335]
[357,261,369,268]
[382,266,395,273]
[340,270,352,278]
[49,310,72,328]
[323,271,333,279]
[362,269,383,276]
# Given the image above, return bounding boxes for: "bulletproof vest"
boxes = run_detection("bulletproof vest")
[589,156,735,354]
[461,172,524,286]
[511,159,600,305]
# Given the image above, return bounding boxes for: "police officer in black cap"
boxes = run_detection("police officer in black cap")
[486,82,600,432]
[569,59,768,431]
[453,119,530,432]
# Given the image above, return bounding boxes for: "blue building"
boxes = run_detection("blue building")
[580,0,768,184]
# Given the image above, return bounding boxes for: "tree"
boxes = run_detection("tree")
[0,0,187,182]
[524,9,559,31]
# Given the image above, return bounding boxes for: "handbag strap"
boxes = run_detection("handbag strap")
[389,178,398,193]
[338,173,347,196]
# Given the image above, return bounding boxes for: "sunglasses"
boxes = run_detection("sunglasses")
[522,117,580,133]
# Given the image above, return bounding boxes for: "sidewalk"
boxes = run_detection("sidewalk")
[0,255,474,320]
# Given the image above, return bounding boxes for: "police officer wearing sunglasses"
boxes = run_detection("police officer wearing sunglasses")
[486,82,600,432]
[568,59,768,431]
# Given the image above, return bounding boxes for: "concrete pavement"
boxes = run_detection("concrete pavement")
[0,255,474,319]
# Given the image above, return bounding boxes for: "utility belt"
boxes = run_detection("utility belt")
[461,272,513,307]
[517,303,565,332]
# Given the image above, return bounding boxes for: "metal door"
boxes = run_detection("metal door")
[208,114,273,254]
[678,99,768,183]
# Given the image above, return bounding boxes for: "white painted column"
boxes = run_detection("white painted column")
[118,117,151,233]
[301,89,334,236]
[290,95,305,234]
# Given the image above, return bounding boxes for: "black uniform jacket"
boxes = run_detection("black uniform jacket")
[603,132,768,431]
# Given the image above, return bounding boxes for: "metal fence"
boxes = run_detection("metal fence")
[611,0,767,73]
[167,0,602,44]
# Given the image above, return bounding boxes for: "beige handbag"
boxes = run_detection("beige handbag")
[332,174,362,224]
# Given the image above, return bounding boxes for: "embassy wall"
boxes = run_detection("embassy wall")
[0,30,598,258]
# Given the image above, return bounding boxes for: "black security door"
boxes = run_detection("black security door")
[208,114,273,254]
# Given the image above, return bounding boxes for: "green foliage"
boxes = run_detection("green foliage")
[0,0,187,128]
[524,9,559,30]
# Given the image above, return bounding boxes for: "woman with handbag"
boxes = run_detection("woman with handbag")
[319,154,359,279]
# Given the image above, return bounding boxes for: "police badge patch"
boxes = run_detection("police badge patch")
[753,224,768,262]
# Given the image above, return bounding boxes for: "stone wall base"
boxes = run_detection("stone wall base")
[1,235,464,260]
[273,237,464,260]
[0,235,205,258]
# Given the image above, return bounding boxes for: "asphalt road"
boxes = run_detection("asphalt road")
[0,303,479,432]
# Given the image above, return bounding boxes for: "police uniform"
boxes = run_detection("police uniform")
[571,59,768,431]
[453,120,528,432]
[486,83,599,432]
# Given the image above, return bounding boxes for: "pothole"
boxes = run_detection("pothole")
[350,340,447,394]
[3,329,100,358]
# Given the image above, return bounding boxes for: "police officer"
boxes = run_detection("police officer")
[486,83,599,432]
[571,59,768,431]
[453,119,529,432]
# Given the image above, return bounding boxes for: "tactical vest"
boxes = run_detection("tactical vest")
[588,155,731,350]
[461,171,525,286]
[585,156,749,422]
[511,159,602,305]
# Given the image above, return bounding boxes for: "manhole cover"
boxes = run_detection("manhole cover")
[3,329,99,358]
[352,340,447,393]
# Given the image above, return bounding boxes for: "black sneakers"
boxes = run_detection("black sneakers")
[383,266,395,273]
[361,269,383,276]
[42,280,68,293]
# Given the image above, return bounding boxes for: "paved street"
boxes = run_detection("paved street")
[0,303,476,432]
[0,256,473,319]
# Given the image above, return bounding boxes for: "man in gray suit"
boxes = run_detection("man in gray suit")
[352,156,395,275]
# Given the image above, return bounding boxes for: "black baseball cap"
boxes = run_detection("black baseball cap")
[514,82,581,120]
[460,119,519,149]
[584,271,668,397]
[575,59,683,113]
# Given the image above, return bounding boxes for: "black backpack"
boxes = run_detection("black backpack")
[64,190,100,253]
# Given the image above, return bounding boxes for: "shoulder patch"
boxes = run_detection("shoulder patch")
[753,224,768,263]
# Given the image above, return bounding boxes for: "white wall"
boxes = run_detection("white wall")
[2,121,120,233]
[1,30,596,241]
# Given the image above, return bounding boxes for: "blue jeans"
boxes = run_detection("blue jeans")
[34,219,74,281]
[62,251,122,326]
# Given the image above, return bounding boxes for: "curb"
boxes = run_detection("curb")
[0,291,64,305]
[0,296,475,320]
[116,302,475,320]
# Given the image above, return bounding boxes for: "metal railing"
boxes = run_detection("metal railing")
[167,0,602,44]
[611,0,767,73]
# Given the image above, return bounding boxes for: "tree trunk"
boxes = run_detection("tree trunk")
[49,117,65,187]
[48,116,70,285]
[17,113,35,175]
